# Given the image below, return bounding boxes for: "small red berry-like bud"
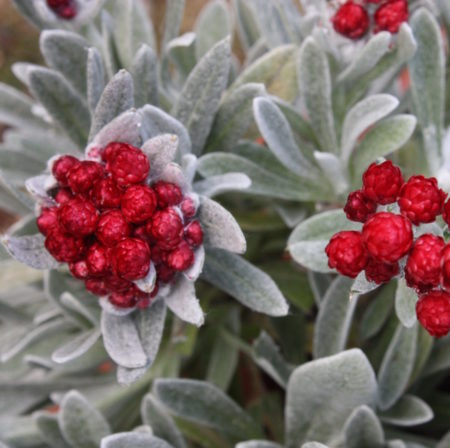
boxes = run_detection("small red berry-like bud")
[111,238,151,280]
[405,234,445,292]
[440,244,450,292]
[96,210,131,247]
[85,278,110,296]
[344,190,377,223]
[180,197,197,219]
[105,274,132,293]
[90,178,121,210]
[167,241,195,271]
[362,212,413,263]
[108,290,138,308]
[153,181,182,208]
[106,143,150,187]
[46,0,77,19]
[69,260,89,279]
[133,225,151,243]
[151,244,168,264]
[332,1,370,39]
[54,188,73,204]
[398,176,447,225]
[86,243,110,277]
[149,208,184,250]
[441,199,450,228]
[156,263,176,283]
[68,161,104,195]
[416,290,450,338]
[121,185,157,223]
[52,155,80,186]
[58,197,98,236]
[362,161,404,205]
[365,258,399,284]
[374,0,408,34]
[37,207,59,236]
[45,229,85,262]
[101,142,125,163]
[325,230,368,278]
[184,221,203,247]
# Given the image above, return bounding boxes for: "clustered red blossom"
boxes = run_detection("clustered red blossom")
[326,160,450,337]
[37,142,203,309]
[332,0,409,40]
[46,0,77,19]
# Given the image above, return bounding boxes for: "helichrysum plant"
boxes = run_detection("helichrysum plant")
[0,0,449,447]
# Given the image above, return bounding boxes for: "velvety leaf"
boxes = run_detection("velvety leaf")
[395,279,418,328]
[233,0,260,50]
[52,329,101,364]
[87,47,105,114]
[203,247,289,317]
[301,444,329,448]
[40,30,89,96]
[236,442,283,448]
[194,173,251,198]
[173,37,231,154]
[195,0,231,59]
[162,0,185,49]
[166,33,197,80]
[341,94,399,162]
[377,323,418,411]
[153,379,262,439]
[285,349,377,447]
[409,8,445,174]
[141,394,187,448]
[132,44,158,108]
[314,277,357,359]
[313,152,348,195]
[101,310,148,368]
[344,405,384,448]
[1,234,59,270]
[101,433,174,448]
[206,83,265,152]
[28,67,90,148]
[34,412,71,448]
[59,391,111,448]
[298,37,337,153]
[142,134,179,177]
[11,0,47,28]
[199,197,246,254]
[379,395,433,426]
[253,331,293,388]
[165,278,204,327]
[89,70,134,141]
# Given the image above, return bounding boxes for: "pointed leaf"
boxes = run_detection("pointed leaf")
[395,279,418,328]
[132,44,158,108]
[344,405,384,448]
[286,349,377,447]
[162,0,185,49]
[379,395,433,426]
[87,47,105,114]
[203,247,289,316]
[173,37,231,154]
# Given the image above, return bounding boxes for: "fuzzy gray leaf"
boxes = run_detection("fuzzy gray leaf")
[34,412,71,448]
[40,30,89,96]
[206,83,265,152]
[87,47,105,113]
[314,277,357,359]
[165,277,204,326]
[101,310,148,368]
[153,379,261,439]
[344,405,384,448]
[166,33,197,80]
[236,442,283,448]
[59,391,111,448]
[89,70,134,141]
[377,323,418,411]
[162,0,185,49]
[199,196,246,253]
[141,394,187,448]
[52,329,101,364]
[132,44,158,108]
[101,433,174,448]
[139,105,191,156]
[194,173,251,197]
[203,247,288,316]
[173,37,231,154]
[2,234,59,270]
[286,349,377,447]
[28,67,90,148]
[313,152,348,195]
[298,37,337,152]
[301,444,329,448]
[116,366,148,385]
[379,395,433,427]
[395,279,418,328]
[142,134,179,178]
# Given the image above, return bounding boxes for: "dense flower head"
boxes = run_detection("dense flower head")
[332,2,370,39]
[365,257,399,284]
[440,244,450,292]
[325,230,368,278]
[416,290,450,338]
[344,190,377,223]
[46,0,77,20]
[362,161,404,205]
[398,175,447,225]
[374,0,409,34]
[405,234,445,293]
[36,142,204,309]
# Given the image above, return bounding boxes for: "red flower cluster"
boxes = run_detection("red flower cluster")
[37,142,203,309]
[326,160,450,337]
[46,0,77,20]
[332,0,408,40]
